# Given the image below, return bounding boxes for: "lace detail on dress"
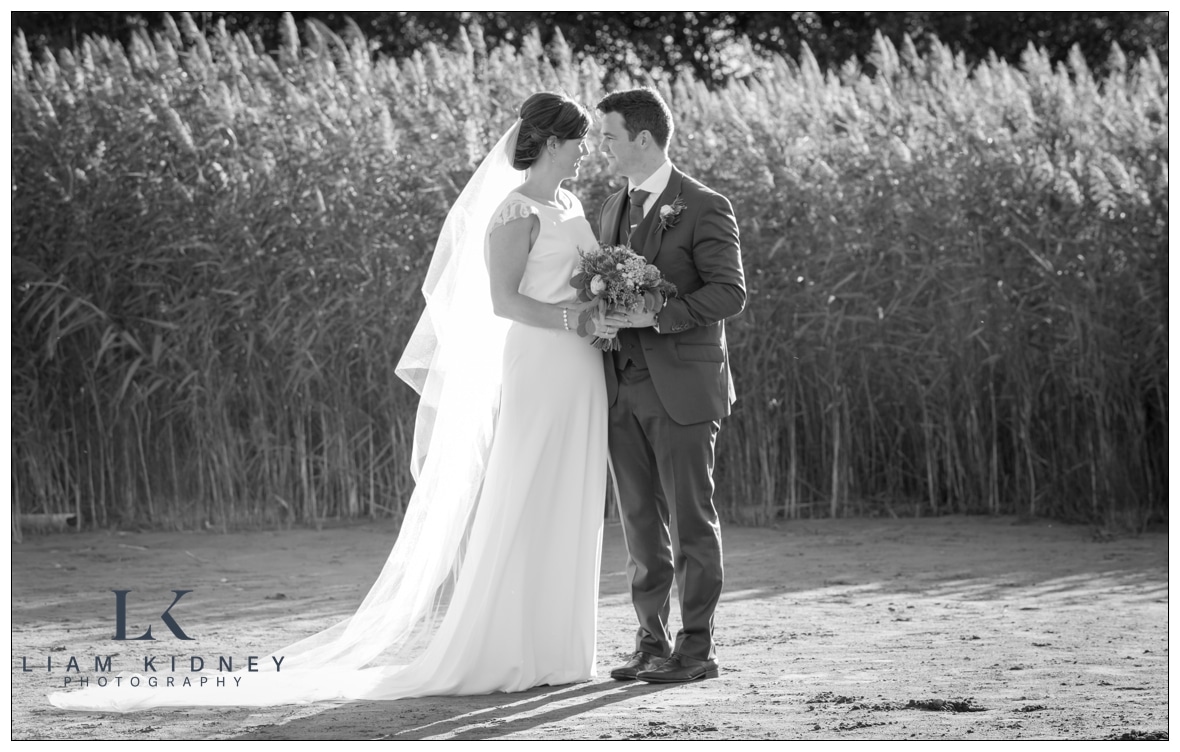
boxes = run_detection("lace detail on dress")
[560,189,583,213]
[489,199,539,231]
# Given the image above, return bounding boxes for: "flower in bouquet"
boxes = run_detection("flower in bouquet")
[569,243,677,350]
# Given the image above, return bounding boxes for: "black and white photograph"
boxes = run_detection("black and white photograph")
[8,10,1169,742]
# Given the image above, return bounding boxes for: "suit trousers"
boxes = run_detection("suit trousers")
[609,364,723,662]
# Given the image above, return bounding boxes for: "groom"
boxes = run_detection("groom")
[596,87,746,683]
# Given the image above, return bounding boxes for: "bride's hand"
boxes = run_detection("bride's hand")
[595,310,629,339]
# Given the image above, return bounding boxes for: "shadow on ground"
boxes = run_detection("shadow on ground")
[227,679,672,740]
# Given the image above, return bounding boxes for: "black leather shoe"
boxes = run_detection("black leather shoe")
[636,653,719,683]
[610,651,667,681]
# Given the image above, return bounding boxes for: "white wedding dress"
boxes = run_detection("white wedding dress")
[363,189,608,695]
[49,182,608,710]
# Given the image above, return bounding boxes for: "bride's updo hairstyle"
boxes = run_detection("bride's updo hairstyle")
[512,92,591,171]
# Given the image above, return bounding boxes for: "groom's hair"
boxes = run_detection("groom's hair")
[596,87,674,150]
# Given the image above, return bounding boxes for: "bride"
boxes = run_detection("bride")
[49,92,622,711]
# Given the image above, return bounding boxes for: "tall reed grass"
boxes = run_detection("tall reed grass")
[11,15,1167,533]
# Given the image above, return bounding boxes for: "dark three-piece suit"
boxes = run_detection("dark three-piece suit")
[599,165,746,662]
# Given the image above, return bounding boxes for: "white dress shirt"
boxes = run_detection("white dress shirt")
[629,160,673,218]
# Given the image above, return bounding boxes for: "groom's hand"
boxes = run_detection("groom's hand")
[620,308,658,329]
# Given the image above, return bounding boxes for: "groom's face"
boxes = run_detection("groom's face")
[598,112,641,181]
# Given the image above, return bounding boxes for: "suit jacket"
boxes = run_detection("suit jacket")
[600,165,746,425]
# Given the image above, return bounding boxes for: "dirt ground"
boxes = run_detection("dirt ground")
[10,515,1169,741]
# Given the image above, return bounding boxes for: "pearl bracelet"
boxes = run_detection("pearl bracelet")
[562,308,570,331]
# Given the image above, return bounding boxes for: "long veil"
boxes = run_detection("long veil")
[48,121,526,711]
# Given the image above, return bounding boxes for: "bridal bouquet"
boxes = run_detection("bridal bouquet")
[570,243,677,351]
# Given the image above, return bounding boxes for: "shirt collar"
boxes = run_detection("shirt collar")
[629,160,673,203]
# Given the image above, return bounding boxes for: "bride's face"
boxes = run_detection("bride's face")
[553,136,590,180]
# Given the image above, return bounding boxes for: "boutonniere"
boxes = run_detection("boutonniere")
[656,195,687,231]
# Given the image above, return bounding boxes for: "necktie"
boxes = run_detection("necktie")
[627,188,651,242]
